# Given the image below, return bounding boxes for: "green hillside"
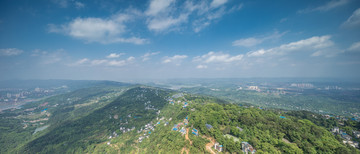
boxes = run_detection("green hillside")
[17,87,170,153]
[1,85,359,153]
[0,84,128,153]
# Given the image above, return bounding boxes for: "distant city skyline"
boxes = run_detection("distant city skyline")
[0,0,360,80]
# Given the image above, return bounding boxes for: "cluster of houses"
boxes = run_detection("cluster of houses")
[137,116,173,143]
[192,128,199,136]
[108,131,119,139]
[156,116,171,124]
[167,99,190,109]
[171,116,191,136]
[119,126,135,133]
[354,130,360,138]
[331,127,359,148]
[211,126,255,153]
[107,131,120,145]
[323,114,360,123]
[137,122,155,143]
[167,93,192,108]
[137,131,152,143]
[144,100,158,110]
[247,86,261,92]
[183,102,188,108]
[242,142,256,154]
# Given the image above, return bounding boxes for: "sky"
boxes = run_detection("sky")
[0,0,360,81]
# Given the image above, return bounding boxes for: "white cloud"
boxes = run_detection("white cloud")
[145,0,241,33]
[68,18,122,40]
[162,55,188,65]
[75,1,85,9]
[232,38,262,47]
[141,52,160,61]
[107,56,135,67]
[210,0,228,8]
[0,48,23,56]
[232,31,286,47]
[113,37,149,45]
[48,11,148,45]
[145,0,175,16]
[310,50,327,57]
[73,56,135,67]
[196,64,208,69]
[107,60,126,66]
[348,41,360,51]
[342,8,360,28]
[52,0,87,9]
[127,56,135,61]
[74,58,89,65]
[145,0,188,32]
[91,59,108,65]
[106,53,125,58]
[194,51,243,63]
[147,14,188,32]
[313,0,349,11]
[191,5,230,32]
[247,49,266,57]
[298,0,349,13]
[246,35,339,57]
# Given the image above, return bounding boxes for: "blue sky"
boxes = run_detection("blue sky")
[0,0,360,81]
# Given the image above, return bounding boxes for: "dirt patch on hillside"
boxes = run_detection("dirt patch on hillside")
[203,136,216,154]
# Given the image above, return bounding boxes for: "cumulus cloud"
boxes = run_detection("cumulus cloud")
[48,10,148,45]
[298,0,349,13]
[106,53,125,58]
[145,0,175,16]
[246,35,339,58]
[162,55,188,65]
[347,41,360,51]
[147,14,188,32]
[232,31,286,47]
[0,48,23,56]
[50,0,241,35]
[141,52,160,61]
[194,51,243,63]
[342,8,360,28]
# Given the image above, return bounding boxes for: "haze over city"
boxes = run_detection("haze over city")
[1,0,360,80]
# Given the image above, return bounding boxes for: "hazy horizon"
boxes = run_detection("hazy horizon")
[1,0,360,81]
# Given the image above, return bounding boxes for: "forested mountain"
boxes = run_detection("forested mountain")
[1,83,359,153]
